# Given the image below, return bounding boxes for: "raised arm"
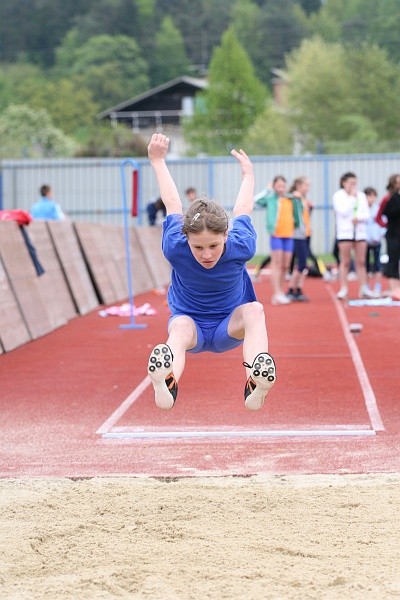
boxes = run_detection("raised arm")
[231,148,255,217]
[147,133,183,215]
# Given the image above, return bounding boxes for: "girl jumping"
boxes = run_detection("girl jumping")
[146,133,276,411]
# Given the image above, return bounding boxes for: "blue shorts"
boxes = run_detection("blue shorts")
[169,313,243,354]
[270,235,294,253]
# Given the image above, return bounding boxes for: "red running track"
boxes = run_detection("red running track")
[1,275,399,478]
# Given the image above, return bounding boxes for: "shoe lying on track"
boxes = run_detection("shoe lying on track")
[147,343,178,410]
[243,352,276,411]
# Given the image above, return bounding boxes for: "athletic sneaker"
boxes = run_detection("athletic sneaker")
[286,288,296,301]
[336,286,348,300]
[271,293,291,305]
[147,343,178,410]
[243,352,276,411]
[359,285,379,299]
[293,289,309,302]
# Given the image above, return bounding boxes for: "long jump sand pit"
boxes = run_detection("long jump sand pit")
[1,473,400,599]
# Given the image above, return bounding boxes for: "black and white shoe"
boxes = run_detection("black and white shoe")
[243,352,276,410]
[147,344,178,410]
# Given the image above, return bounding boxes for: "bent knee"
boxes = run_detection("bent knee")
[169,316,196,337]
[242,301,265,321]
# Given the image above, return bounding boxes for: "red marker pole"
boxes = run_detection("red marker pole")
[120,159,146,330]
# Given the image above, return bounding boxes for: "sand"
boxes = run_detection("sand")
[1,473,400,600]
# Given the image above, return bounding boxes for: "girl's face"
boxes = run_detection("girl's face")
[298,179,310,196]
[273,178,287,196]
[187,229,228,269]
[343,177,357,195]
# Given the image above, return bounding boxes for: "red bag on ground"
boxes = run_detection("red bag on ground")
[0,209,32,226]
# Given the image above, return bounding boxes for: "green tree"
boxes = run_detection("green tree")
[155,0,233,75]
[298,0,322,15]
[28,79,99,135]
[0,105,77,158]
[286,37,355,145]
[72,0,155,45]
[0,0,96,66]
[301,0,400,62]
[286,37,400,152]
[243,102,294,155]
[184,28,267,155]
[0,63,46,111]
[344,44,400,140]
[230,1,265,83]
[0,63,98,135]
[149,16,191,86]
[55,34,150,110]
[75,123,148,157]
[232,0,306,87]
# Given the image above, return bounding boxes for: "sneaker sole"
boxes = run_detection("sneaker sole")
[245,353,276,411]
[148,344,175,410]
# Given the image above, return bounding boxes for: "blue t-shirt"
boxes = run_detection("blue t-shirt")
[162,214,257,322]
[30,199,65,221]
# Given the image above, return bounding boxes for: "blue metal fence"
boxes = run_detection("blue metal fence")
[1,153,399,255]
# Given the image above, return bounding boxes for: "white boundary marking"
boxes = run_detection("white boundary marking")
[96,376,151,434]
[328,287,385,431]
[103,428,375,440]
[97,287,384,439]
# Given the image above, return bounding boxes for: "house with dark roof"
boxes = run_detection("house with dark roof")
[98,76,207,156]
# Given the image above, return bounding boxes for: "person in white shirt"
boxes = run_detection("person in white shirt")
[332,172,375,299]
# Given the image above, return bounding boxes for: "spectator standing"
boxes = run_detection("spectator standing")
[185,187,197,204]
[381,180,400,296]
[332,172,374,299]
[255,176,302,304]
[146,196,166,226]
[364,186,386,295]
[375,174,400,229]
[30,185,66,221]
[286,176,312,301]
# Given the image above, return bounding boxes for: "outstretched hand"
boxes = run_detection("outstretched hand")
[148,133,170,161]
[231,148,253,178]
[231,148,254,217]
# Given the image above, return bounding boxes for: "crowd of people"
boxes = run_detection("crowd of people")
[253,170,400,304]
[32,167,399,310]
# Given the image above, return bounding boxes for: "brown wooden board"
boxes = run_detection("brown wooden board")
[0,255,31,351]
[0,222,53,339]
[74,222,117,305]
[128,227,156,295]
[98,224,128,301]
[28,222,77,328]
[47,221,99,315]
[134,226,171,288]
[101,224,129,299]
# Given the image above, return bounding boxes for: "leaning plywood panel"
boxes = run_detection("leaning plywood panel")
[28,222,77,328]
[134,226,171,289]
[74,222,117,305]
[0,256,31,351]
[101,224,154,296]
[0,221,53,339]
[101,224,128,298]
[99,224,129,301]
[128,227,156,294]
[47,221,98,315]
